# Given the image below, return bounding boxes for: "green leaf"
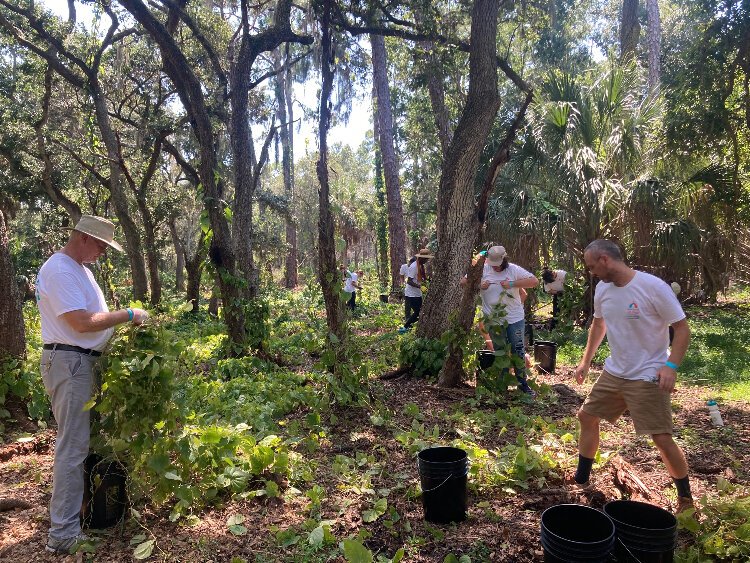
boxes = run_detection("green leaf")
[342,539,373,563]
[362,498,387,523]
[133,539,155,560]
[227,514,246,526]
[228,524,248,536]
[308,525,325,548]
[164,471,182,481]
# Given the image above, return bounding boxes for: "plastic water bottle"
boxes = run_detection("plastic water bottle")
[707,400,724,427]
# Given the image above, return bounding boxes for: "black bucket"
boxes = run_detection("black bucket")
[417,447,468,523]
[540,504,615,562]
[476,350,496,371]
[379,293,389,303]
[534,341,557,374]
[604,500,677,563]
[81,454,128,529]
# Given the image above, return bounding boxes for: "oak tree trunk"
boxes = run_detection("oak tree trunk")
[0,205,25,360]
[417,0,502,341]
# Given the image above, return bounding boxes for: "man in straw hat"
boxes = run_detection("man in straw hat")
[36,215,149,553]
[398,248,433,334]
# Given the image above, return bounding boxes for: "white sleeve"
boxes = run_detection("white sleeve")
[652,281,686,325]
[593,281,603,318]
[46,272,87,316]
[511,263,534,280]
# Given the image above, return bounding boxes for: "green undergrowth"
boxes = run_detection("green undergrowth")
[3,286,750,561]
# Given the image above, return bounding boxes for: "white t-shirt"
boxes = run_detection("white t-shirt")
[350,272,359,293]
[544,270,566,294]
[594,271,686,381]
[479,262,533,324]
[404,261,422,298]
[399,264,408,277]
[343,271,354,293]
[36,253,113,351]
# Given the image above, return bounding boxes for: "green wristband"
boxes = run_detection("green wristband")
[509,280,514,288]
[127,308,134,321]
[665,361,678,370]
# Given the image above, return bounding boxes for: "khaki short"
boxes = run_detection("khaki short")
[581,371,673,435]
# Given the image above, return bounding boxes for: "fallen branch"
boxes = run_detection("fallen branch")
[609,455,662,502]
[380,365,412,380]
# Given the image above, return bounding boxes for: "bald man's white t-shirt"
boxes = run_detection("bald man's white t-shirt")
[594,271,685,382]
[37,253,112,351]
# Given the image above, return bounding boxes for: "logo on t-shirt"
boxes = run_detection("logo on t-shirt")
[625,302,640,320]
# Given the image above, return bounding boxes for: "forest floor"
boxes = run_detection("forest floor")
[1,293,749,562]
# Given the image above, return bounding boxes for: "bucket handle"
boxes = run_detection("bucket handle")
[420,474,458,494]
[617,537,645,563]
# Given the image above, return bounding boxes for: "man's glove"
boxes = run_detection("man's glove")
[420,285,428,293]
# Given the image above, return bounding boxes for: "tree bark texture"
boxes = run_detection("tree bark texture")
[372,106,390,289]
[436,91,533,387]
[620,0,641,61]
[370,34,407,293]
[417,0,502,340]
[119,0,247,347]
[316,0,346,345]
[646,0,661,89]
[35,66,82,223]
[168,217,186,292]
[0,205,25,359]
[274,48,298,288]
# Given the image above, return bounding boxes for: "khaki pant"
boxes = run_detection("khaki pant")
[41,349,98,541]
[581,371,674,435]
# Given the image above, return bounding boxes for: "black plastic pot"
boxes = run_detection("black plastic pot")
[540,504,615,562]
[604,500,677,563]
[476,350,496,371]
[534,341,558,374]
[379,293,389,303]
[81,454,127,529]
[417,447,468,524]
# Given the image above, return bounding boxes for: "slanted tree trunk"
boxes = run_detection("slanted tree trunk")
[437,92,533,387]
[417,0,503,341]
[646,0,661,89]
[316,0,346,346]
[35,66,82,223]
[0,3,149,300]
[185,241,205,313]
[620,0,641,61]
[370,34,407,294]
[121,136,164,305]
[415,5,452,157]
[168,217,186,292]
[274,48,298,289]
[0,204,25,360]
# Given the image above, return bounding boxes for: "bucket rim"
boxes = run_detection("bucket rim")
[417,446,468,461]
[541,504,615,546]
[603,500,677,531]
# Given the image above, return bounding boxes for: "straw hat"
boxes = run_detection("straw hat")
[415,248,434,259]
[67,215,123,252]
[485,245,507,266]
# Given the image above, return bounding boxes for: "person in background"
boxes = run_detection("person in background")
[542,266,566,330]
[571,240,694,515]
[36,215,149,554]
[478,245,538,395]
[340,264,356,310]
[398,248,433,333]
